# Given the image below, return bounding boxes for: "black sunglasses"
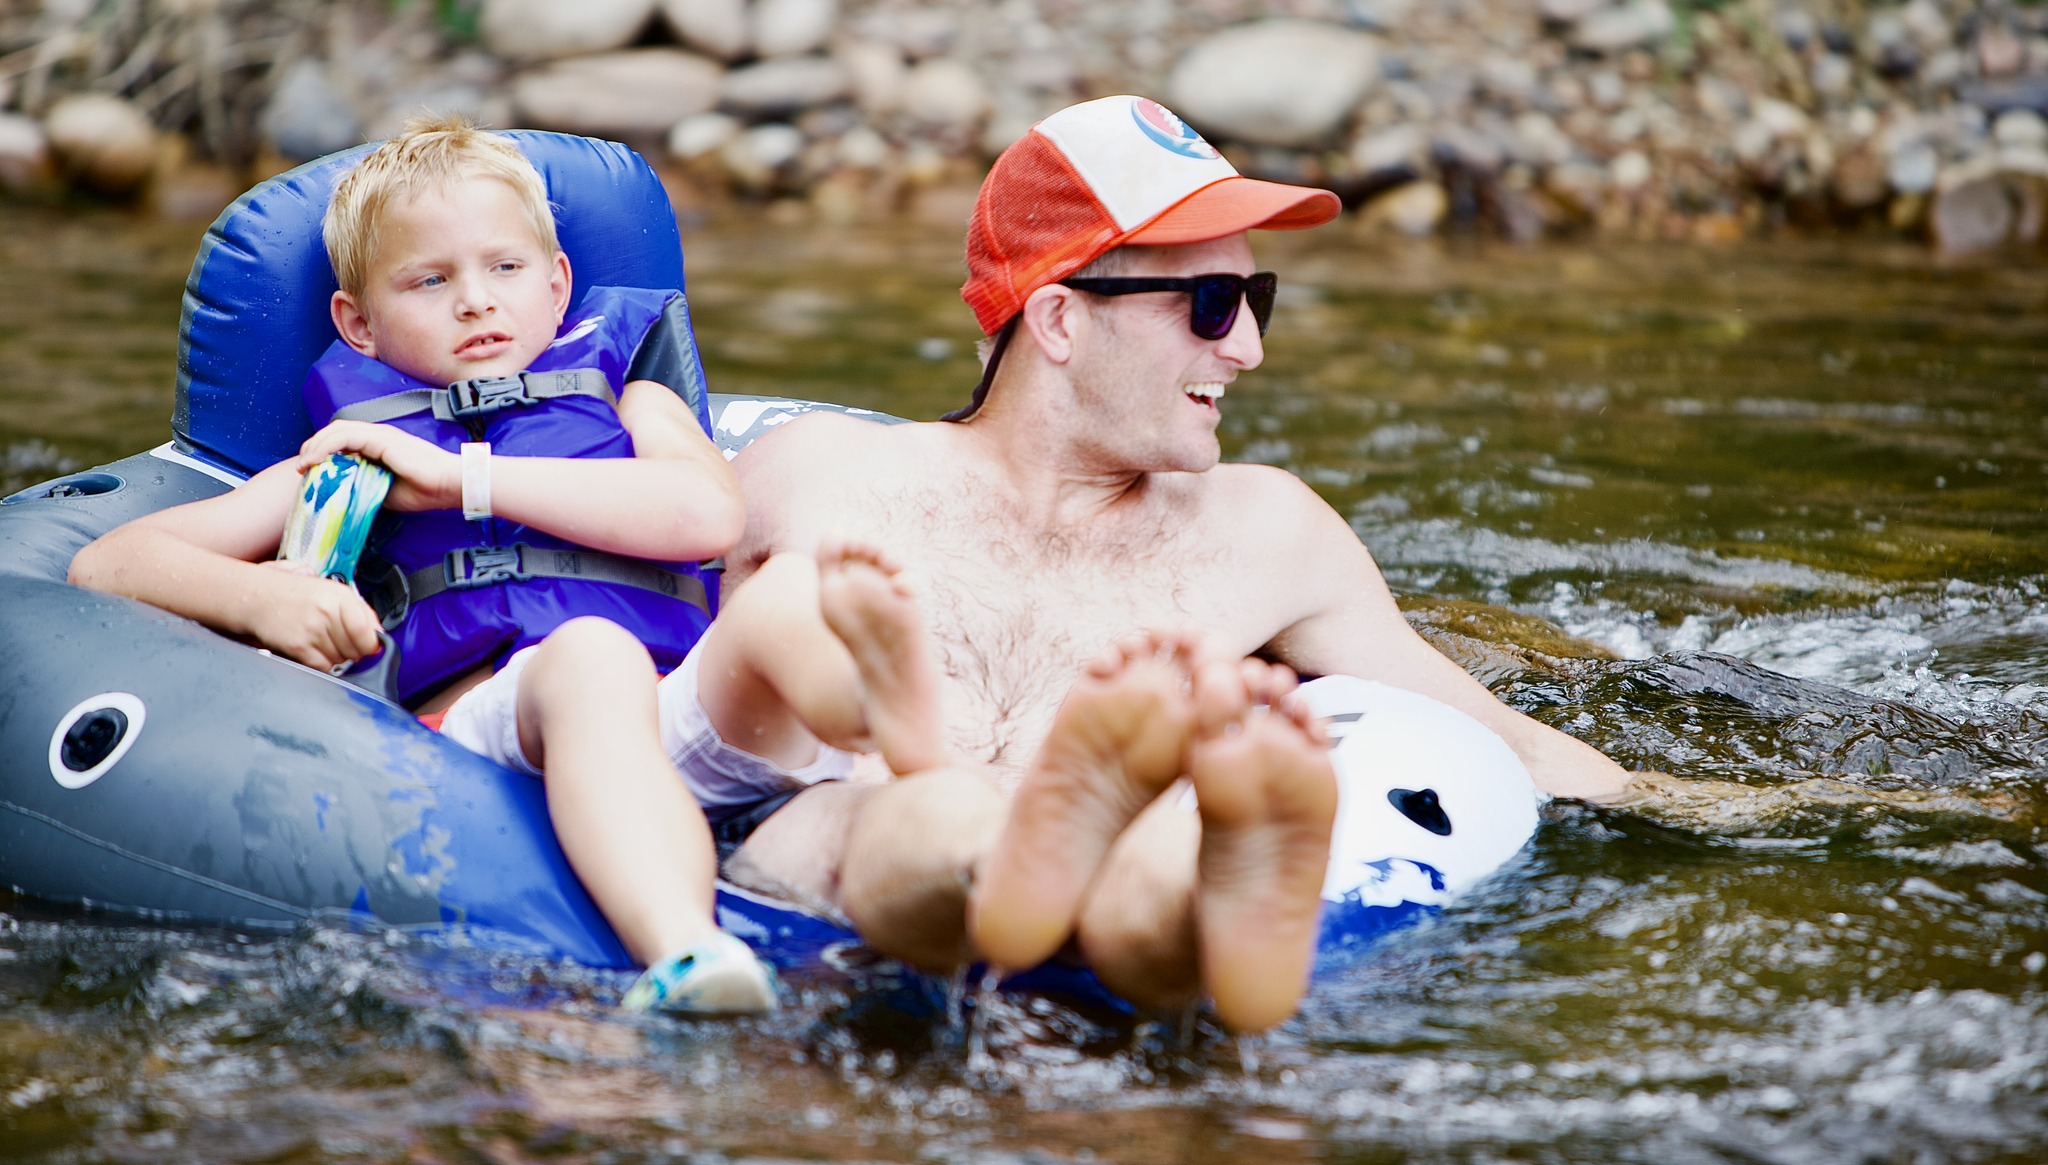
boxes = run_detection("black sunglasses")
[1060,271,1279,341]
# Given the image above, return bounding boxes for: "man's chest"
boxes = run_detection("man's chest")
[828,493,1274,774]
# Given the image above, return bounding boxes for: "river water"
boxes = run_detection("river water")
[2,207,2045,1163]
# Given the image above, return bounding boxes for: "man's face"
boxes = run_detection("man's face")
[332,177,570,388]
[1067,234,1265,474]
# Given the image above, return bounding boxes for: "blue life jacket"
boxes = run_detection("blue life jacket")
[301,285,717,705]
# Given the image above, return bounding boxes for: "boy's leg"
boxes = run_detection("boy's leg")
[688,540,944,775]
[514,617,722,965]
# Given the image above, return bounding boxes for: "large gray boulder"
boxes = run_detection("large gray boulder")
[511,49,723,137]
[1167,20,1380,148]
[480,0,658,63]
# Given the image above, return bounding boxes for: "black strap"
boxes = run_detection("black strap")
[366,543,708,629]
[331,369,616,425]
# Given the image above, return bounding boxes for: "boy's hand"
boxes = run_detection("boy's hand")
[298,421,460,512]
[249,560,385,671]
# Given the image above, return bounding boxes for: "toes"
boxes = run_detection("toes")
[1192,658,1251,738]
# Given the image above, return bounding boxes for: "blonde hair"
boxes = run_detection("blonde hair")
[323,113,558,298]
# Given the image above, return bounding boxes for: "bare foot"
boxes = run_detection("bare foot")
[1190,663,1338,1033]
[816,538,947,776]
[968,629,1202,971]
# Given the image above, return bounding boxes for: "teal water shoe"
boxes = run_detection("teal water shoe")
[621,933,779,1015]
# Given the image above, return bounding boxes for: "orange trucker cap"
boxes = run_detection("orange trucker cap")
[960,95,1341,336]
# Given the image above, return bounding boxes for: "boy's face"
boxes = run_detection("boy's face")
[330,176,571,389]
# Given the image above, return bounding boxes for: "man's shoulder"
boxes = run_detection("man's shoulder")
[1200,461,1334,518]
[737,410,932,465]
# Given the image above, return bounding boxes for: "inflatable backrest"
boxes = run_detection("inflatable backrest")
[175,132,692,478]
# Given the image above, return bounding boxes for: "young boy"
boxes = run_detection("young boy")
[69,116,775,1015]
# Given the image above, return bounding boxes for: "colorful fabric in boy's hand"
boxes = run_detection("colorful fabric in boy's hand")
[278,452,391,583]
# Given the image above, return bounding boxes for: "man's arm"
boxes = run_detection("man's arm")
[68,461,385,672]
[296,379,744,563]
[1255,475,1630,802]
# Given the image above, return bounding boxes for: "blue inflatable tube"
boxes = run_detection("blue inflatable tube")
[0,132,1543,998]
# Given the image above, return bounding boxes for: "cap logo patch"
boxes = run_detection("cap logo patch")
[1131,98,1220,161]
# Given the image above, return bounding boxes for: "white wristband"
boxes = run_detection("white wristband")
[461,441,491,520]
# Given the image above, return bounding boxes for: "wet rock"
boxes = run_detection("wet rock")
[1478,55,1538,109]
[1831,148,1888,211]
[722,121,806,187]
[1343,0,1416,32]
[1978,21,2026,78]
[667,111,741,159]
[1538,0,1610,26]
[1609,148,1651,191]
[1571,0,1674,54]
[43,94,157,197]
[1931,166,2044,253]
[1586,69,1626,111]
[0,113,51,194]
[262,61,363,161]
[1994,109,2048,152]
[1694,75,1748,124]
[836,124,890,169]
[1810,53,1855,102]
[752,0,837,59]
[1167,20,1380,148]
[721,57,850,115]
[1349,122,1426,179]
[1900,0,1952,50]
[1359,179,1447,235]
[659,0,749,61]
[1886,139,1939,194]
[1778,8,1818,53]
[512,49,722,138]
[1957,76,2048,119]
[1544,160,1608,217]
[899,58,989,131]
[480,0,656,63]
[838,40,905,115]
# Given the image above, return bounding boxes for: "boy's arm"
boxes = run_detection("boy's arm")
[67,461,385,671]
[296,380,744,562]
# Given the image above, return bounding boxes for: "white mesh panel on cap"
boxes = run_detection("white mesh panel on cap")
[1033,95,1240,233]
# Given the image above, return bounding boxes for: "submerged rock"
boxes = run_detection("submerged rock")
[1167,20,1381,148]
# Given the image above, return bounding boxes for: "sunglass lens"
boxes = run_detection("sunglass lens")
[1190,275,1241,340]
[1246,272,1277,335]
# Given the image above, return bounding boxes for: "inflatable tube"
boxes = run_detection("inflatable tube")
[0,131,1544,1002]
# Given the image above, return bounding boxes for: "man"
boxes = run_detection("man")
[711,96,1631,1031]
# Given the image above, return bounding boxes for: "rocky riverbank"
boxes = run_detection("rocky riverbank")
[2,0,2044,253]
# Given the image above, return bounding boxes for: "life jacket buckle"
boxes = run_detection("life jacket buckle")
[444,544,531,589]
[444,374,532,420]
